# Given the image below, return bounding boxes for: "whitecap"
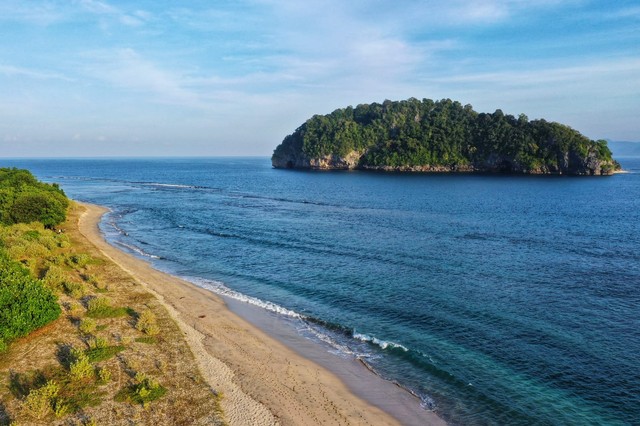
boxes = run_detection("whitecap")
[353,332,409,351]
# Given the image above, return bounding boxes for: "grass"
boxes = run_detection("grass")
[85,297,130,319]
[134,336,158,344]
[85,345,125,363]
[0,204,226,425]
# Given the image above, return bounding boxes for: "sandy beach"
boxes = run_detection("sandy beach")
[77,202,446,426]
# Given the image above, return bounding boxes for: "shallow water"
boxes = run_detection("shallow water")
[6,157,640,425]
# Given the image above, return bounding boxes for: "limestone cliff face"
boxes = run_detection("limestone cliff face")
[272,150,362,170]
[272,148,618,175]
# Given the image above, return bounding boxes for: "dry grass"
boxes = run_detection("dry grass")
[0,203,225,426]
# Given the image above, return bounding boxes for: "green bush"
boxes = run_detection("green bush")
[69,349,93,381]
[23,380,59,420]
[0,254,61,350]
[97,367,111,384]
[78,318,97,334]
[63,281,87,299]
[42,264,68,292]
[115,373,167,407]
[136,309,160,336]
[0,168,69,227]
[67,253,92,269]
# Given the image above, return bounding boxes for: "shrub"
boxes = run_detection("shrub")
[42,264,67,292]
[63,281,87,299]
[115,373,167,407]
[0,168,69,227]
[69,350,93,381]
[97,367,111,384]
[135,309,160,336]
[9,192,68,228]
[87,336,107,350]
[0,255,61,350]
[23,380,59,419]
[53,400,70,418]
[66,300,84,316]
[78,318,97,334]
[67,253,92,269]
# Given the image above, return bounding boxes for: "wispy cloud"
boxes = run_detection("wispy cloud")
[0,65,73,82]
[77,0,149,27]
[0,2,67,25]
[82,48,199,106]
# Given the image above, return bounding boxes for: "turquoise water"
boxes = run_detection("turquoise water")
[5,157,640,425]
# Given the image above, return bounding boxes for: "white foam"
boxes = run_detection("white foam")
[187,277,304,319]
[113,241,160,259]
[300,324,360,357]
[353,332,409,351]
[143,183,195,189]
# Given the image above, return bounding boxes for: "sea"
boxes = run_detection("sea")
[3,157,639,425]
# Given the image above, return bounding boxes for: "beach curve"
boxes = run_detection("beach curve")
[77,202,446,425]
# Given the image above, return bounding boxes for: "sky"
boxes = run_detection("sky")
[1,0,639,157]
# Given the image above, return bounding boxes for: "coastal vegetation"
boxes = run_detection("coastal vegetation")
[0,169,225,425]
[272,98,620,175]
[0,168,69,227]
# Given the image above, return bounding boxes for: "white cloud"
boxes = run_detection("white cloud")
[76,0,149,27]
[0,2,67,25]
[82,48,200,106]
[0,65,73,82]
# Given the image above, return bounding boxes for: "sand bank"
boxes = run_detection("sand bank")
[78,202,445,426]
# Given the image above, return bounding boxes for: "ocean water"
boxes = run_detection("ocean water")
[4,157,640,425]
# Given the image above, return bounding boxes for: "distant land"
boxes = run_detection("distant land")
[272,98,620,175]
[608,140,640,157]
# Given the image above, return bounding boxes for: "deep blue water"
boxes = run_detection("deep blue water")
[4,157,640,425]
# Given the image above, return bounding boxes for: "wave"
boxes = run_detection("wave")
[353,332,409,352]
[142,183,197,189]
[113,241,160,259]
[110,262,438,412]
[181,277,411,358]
[187,277,303,319]
[106,219,129,236]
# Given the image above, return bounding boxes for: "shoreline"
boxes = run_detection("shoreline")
[77,202,446,426]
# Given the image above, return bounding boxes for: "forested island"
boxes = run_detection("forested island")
[272,98,620,175]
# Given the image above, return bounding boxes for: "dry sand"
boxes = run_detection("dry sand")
[78,202,446,426]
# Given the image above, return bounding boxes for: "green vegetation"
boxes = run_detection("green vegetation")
[136,308,160,336]
[0,170,70,352]
[85,345,126,363]
[85,296,129,319]
[115,372,167,407]
[0,253,61,351]
[0,199,225,425]
[0,168,69,227]
[272,98,620,175]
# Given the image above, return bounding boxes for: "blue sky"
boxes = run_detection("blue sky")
[1,0,639,157]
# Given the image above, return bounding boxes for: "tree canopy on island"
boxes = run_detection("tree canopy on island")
[0,168,69,227]
[272,98,619,175]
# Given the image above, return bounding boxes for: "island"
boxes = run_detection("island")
[272,98,620,175]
